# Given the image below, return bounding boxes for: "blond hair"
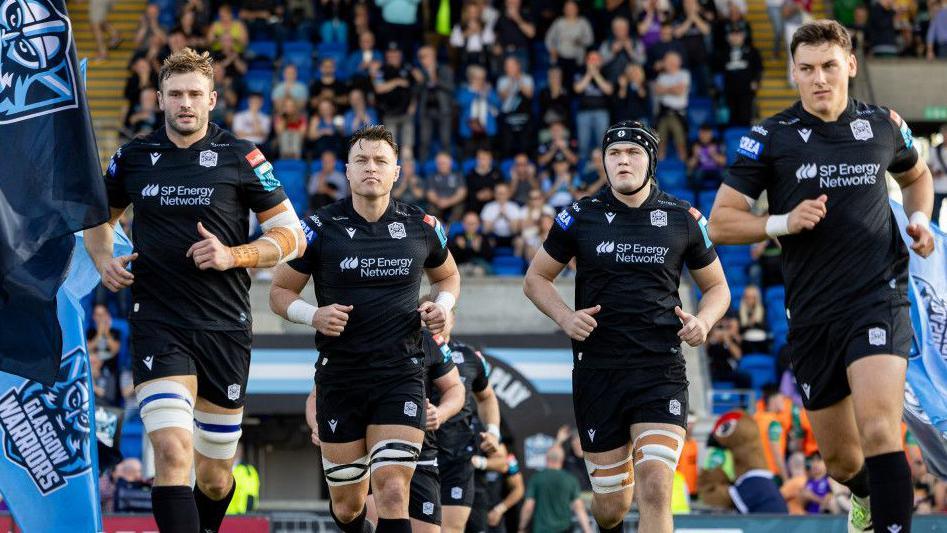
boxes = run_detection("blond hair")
[159,47,214,90]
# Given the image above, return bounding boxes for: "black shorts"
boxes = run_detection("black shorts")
[439,459,476,508]
[130,320,251,409]
[409,467,442,525]
[573,358,688,453]
[788,302,912,410]
[316,368,426,443]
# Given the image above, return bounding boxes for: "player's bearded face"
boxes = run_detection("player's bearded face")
[347,140,401,199]
[604,143,650,195]
[792,43,856,117]
[158,72,217,136]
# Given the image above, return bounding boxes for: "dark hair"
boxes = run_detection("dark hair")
[790,20,853,58]
[348,124,398,157]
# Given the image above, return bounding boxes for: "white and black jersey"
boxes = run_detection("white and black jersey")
[725,99,919,326]
[542,187,718,368]
[288,198,450,375]
[103,124,287,330]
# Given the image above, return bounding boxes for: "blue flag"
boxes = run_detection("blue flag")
[891,200,947,478]
[0,2,109,385]
[0,228,130,532]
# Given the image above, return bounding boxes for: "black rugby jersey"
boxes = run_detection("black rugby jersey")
[288,197,450,373]
[103,124,287,330]
[418,330,456,470]
[542,186,717,368]
[434,340,491,462]
[725,99,918,326]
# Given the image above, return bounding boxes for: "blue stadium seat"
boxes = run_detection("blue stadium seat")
[688,96,715,130]
[494,246,514,258]
[492,256,525,276]
[447,221,464,239]
[422,158,438,177]
[283,41,314,73]
[697,190,716,210]
[725,268,749,289]
[120,410,144,461]
[765,285,786,308]
[244,70,274,96]
[730,284,745,308]
[724,127,752,164]
[657,158,687,189]
[462,158,477,175]
[739,353,777,389]
[273,159,308,215]
[710,389,753,414]
[716,245,753,267]
[665,188,694,205]
[500,158,515,180]
[247,41,278,69]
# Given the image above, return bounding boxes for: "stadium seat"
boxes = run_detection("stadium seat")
[764,285,786,308]
[665,188,694,205]
[447,221,464,239]
[283,41,314,73]
[657,159,687,189]
[492,256,525,276]
[273,159,308,216]
[730,284,745,308]
[716,245,753,267]
[120,410,144,461]
[244,70,274,96]
[710,389,753,414]
[739,353,777,389]
[500,158,515,179]
[687,97,715,131]
[494,246,514,258]
[247,41,278,69]
[697,190,716,210]
[462,158,477,175]
[725,268,749,289]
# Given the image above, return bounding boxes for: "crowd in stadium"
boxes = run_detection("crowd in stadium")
[71,0,947,524]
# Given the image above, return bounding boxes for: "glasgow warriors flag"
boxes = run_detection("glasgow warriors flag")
[0,0,109,385]
[891,200,947,478]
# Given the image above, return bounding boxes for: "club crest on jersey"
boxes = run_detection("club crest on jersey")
[0,349,92,495]
[198,150,217,167]
[650,209,667,227]
[868,327,886,346]
[388,221,407,239]
[850,119,873,141]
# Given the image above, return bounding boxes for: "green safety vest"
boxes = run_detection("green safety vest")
[226,463,260,515]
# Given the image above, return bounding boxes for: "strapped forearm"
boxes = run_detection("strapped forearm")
[233,209,304,268]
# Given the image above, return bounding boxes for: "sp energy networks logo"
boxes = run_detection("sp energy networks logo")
[340,256,414,277]
[0,0,79,124]
[0,349,92,495]
[595,241,669,263]
[141,184,215,206]
[795,162,881,188]
[914,277,947,359]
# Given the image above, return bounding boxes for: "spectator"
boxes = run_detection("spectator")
[572,50,614,159]
[544,155,577,210]
[848,4,871,54]
[612,63,652,125]
[342,88,379,137]
[576,147,608,197]
[517,446,593,533]
[87,305,120,363]
[207,5,248,53]
[638,0,674,49]
[781,452,809,515]
[457,65,500,156]
[537,120,579,169]
[309,58,349,114]
[687,125,727,189]
[481,183,523,248]
[123,90,161,140]
[517,190,555,257]
[213,34,248,80]
[537,66,572,130]
[545,0,595,83]
[599,17,646,83]
[239,0,284,41]
[375,0,421,52]
[123,57,157,125]
[413,46,455,161]
[554,425,592,492]
[493,0,536,70]
[348,3,372,50]
[521,213,555,262]
[308,150,348,209]
[869,0,901,56]
[927,123,947,223]
[802,453,835,514]
[654,51,691,161]
[450,2,496,70]
[706,315,753,388]
[271,64,309,115]
[372,44,416,151]
[426,152,468,222]
[928,0,947,59]
[227,443,261,515]
[210,62,239,127]
[738,285,771,354]
[719,28,762,126]
[647,21,688,77]
[285,0,317,41]
[391,156,426,206]
[674,0,713,95]
[751,237,784,289]
[305,99,344,158]
[346,31,383,82]
[273,98,307,159]
[156,29,188,68]
[133,4,165,52]
[174,9,207,50]
[496,56,535,158]
[89,0,121,60]
[510,152,541,203]
[766,0,786,56]
[465,148,504,214]
[180,0,210,30]
[113,459,152,513]
[714,0,754,53]
[449,211,494,276]
[232,92,272,146]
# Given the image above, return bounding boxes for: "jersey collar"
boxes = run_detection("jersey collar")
[342,195,398,224]
[600,183,660,211]
[793,98,857,125]
[153,123,220,150]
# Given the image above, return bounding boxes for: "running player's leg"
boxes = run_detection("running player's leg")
[322,439,373,532]
[368,424,425,533]
[441,506,471,533]
[630,423,686,533]
[192,397,243,533]
[849,355,912,533]
[805,398,867,491]
[409,469,443,533]
[440,459,475,533]
[582,444,634,532]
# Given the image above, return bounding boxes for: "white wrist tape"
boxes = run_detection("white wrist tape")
[434,292,456,313]
[765,214,790,238]
[487,424,501,440]
[910,211,930,230]
[287,299,318,326]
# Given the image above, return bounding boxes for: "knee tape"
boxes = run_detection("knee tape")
[585,456,634,494]
[633,430,684,471]
[322,455,370,486]
[137,381,194,433]
[369,439,421,473]
[193,410,243,460]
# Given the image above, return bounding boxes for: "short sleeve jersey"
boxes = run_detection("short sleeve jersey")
[434,340,491,462]
[288,198,450,375]
[103,124,287,330]
[725,99,918,326]
[418,330,456,470]
[542,187,717,368]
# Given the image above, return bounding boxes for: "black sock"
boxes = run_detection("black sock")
[330,504,373,533]
[865,451,913,533]
[597,520,625,533]
[376,518,411,533]
[841,464,872,499]
[194,478,236,533]
[151,485,200,533]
